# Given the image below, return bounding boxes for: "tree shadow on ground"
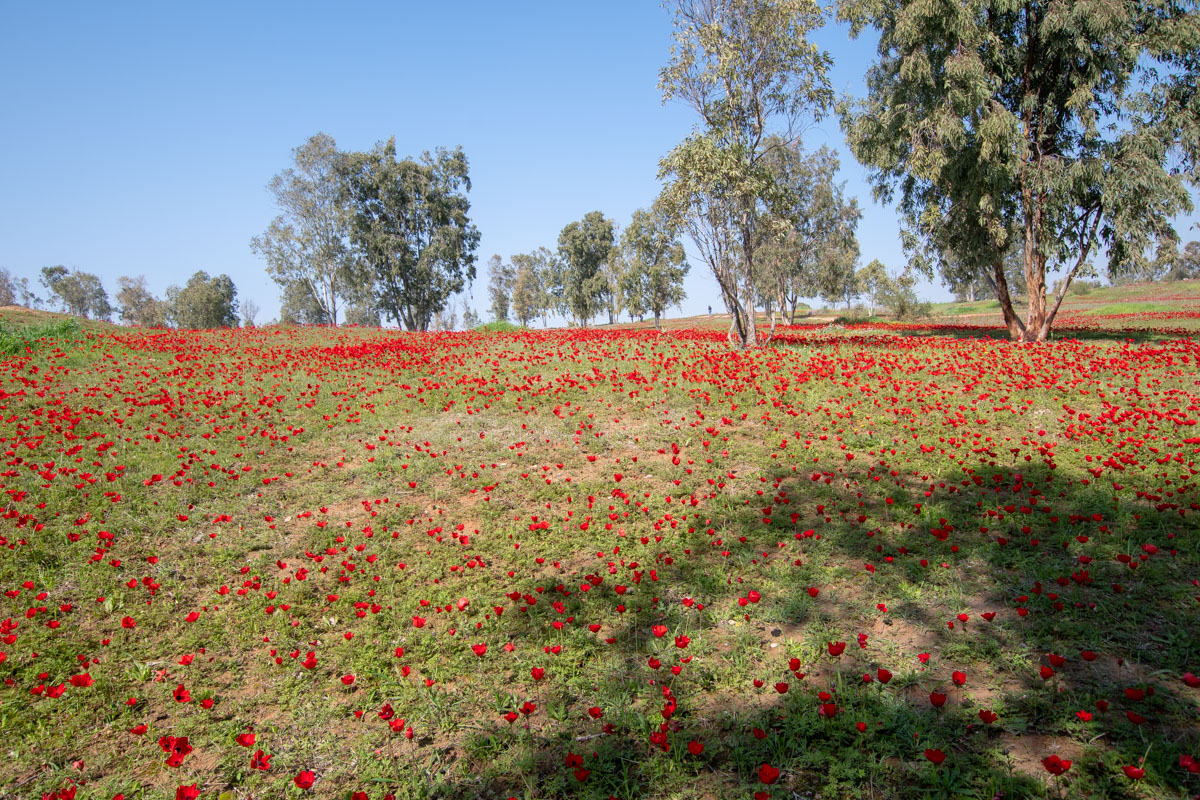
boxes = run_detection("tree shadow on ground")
[382,449,1199,800]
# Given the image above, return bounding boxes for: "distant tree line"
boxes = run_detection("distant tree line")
[484,203,690,330]
[0,266,242,329]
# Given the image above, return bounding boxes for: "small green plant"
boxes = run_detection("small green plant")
[475,320,524,332]
[0,316,82,355]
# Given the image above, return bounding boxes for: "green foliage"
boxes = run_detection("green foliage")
[617,204,689,328]
[166,271,239,329]
[858,260,930,320]
[459,301,481,330]
[0,268,40,308]
[555,211,615,327]
[757,140,861,316]
[838,0,1199,342]
[509,247,556,327]
[342,301,381,327]
[251,133,365,326]
[340,139,480,331]
[1150,240,1200,282]
[39,266,112,320]
[886,271,931,321]
[856,258,889,316]
[0,316,81,355]
[278,279,327,325]
[115,275,167,327]
[475,320,523,332]
[486,254,515,322]
[658,0,833,348]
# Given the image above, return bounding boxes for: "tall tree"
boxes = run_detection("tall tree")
[344,302,382,327]
[658,0,833,349]
[486,254,515,322]
[510,247,557,327]
[251,133,364,326]
[40,266,112,319]
[240,299,260,328]
[115,275,167,327]
[856,259,889,316]
[166,271,239,329]
[556,211,615,327]
[810,239,862,310]
[278,280,327,325]
[839,0,1199,342]
[618,204,690,328]
[340,140,480,331]
[1168,241,1200,281]
[755,140,861,323]
[460,299,481,330]
[0,269,14,307]
[0,268,40,308]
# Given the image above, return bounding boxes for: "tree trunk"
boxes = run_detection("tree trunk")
[739,209,758,349]
[991,257,1027,341]
[1022,234,1048,342]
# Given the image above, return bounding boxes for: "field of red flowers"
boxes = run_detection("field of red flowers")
[2,320,1199,800]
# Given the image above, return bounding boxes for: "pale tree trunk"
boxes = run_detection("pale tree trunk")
[1038,219,1099,340]
[739,211,758,349]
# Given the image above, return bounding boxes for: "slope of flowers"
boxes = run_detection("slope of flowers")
[1,325,1198,800]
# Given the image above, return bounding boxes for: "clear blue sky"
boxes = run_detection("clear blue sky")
[0,3,1192,324]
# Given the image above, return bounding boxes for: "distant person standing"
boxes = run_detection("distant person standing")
[707,305,712,316]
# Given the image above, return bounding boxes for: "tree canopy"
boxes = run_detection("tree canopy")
[340,140,480,331]
[556,211,615,327]
[40,266,112,319]
[839,0,1200,341]
[486,254,515,322]
[755,139,861,321]
[116,275,167,327]
[166,271,239,329]
[617,203,690,328]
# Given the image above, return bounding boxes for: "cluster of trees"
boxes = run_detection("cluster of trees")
[1115,240,1200,285]
[485,204,690,329]
[0,267,242,328]
[657,0,1199,345]
[251,133,478,331]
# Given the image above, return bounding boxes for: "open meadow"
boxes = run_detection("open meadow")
[2,307,1200,800]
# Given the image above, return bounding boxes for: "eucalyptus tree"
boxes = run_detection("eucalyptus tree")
[510,247,557,327]
[116,275,167,327]
[839,0,1199,341]
[658,0,833,348]
[755,139,861,323]
[40,266,111,319]
[339,140,480,331]
[486,254,515,322]
[556,211,615,327]
[251,133,364,326]
[617,204,690,329]
[166,271,238,329]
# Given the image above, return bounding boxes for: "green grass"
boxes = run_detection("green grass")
[1,310,1198,800]
[0,315,82,355]
[475,320,526,332]
[1082,301,1180,315]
